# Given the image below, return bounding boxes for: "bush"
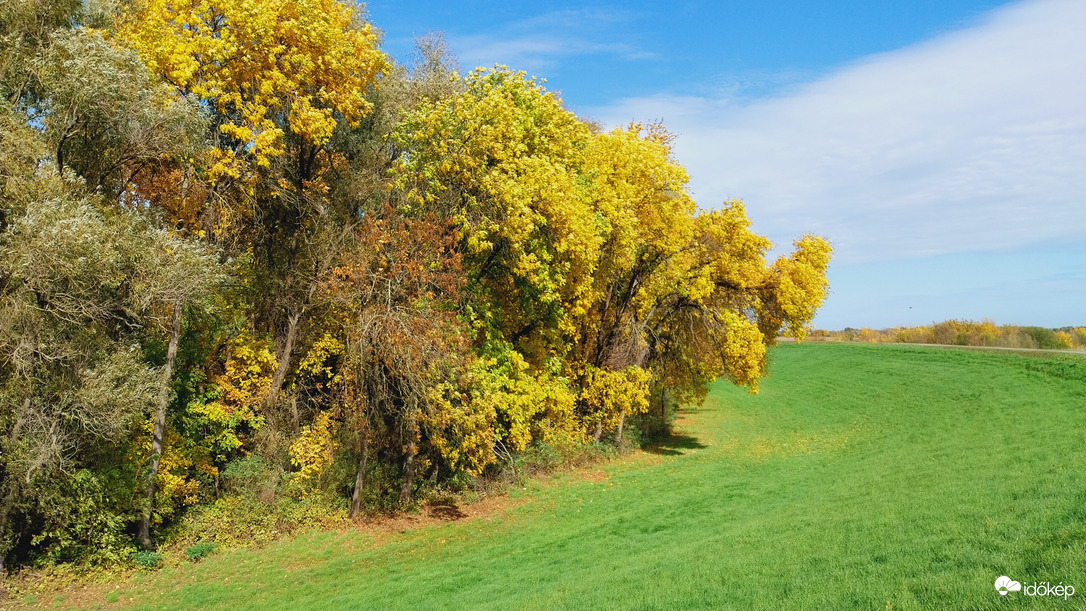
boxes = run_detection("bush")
[131,550,163,569]
[1054,331,1074,349]
[162,490,347,550]
[221,455,281,498]
[184,541,218,561]
[27,469,136,567]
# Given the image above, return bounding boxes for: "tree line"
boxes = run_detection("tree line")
[812,321,1084,350]
[0,0,830,569]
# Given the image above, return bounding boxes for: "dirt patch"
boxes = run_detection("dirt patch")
[427,500,468,521]
[577,468,611,483]
[2,570,132,611]
[358,492,530,542]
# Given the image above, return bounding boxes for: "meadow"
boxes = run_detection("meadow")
[22,343,1085,610]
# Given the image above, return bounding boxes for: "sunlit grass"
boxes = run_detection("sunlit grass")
[102,344,1083,610]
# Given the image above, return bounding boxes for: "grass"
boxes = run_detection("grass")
[38,344,1086,610]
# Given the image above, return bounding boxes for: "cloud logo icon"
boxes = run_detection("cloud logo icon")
[995,576,1022,596]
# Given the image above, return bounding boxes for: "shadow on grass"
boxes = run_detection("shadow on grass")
[427,500,468,521]
[643,432,708,456]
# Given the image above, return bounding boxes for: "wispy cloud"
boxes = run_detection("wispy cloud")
[590,0,1085,266]
[449,9,655,73]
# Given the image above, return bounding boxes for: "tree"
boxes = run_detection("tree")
[119,0,387,182]
[394,67,601,365]
[0,187,219,566]
[119,0,389,429]
[1,4,225,561]
[0,0,833,565]
[325,207,467,508]
[394,73,833,444]
[0,0,81,108]
[134,233,223,549]
[37,29,205,195]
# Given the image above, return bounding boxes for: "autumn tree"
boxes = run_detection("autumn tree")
[0,2,228,561]
[395,74,831,444]
[325,208,467,508]
[134,236,223,549]
[394,67,601,364]
[118,0,388,432]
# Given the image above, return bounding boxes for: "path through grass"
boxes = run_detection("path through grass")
[68,344,1086,610]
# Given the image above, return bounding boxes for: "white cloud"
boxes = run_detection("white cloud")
[449,9,654,74]
[590,0,1086,265]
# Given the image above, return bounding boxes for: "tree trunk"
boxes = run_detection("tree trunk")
[139,302,182,550]
[265,311,301,411]
[349,435,369,519]
[289,393,300,432]
[399,440,417,505]
[592,420,603,442]
[0,481,18,575]
[0,398,29,574]
[658,386,668,433]
[614,412,626,447]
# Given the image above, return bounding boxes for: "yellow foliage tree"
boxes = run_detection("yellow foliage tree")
[761,235,833,342]
[190,334,273,459]
[289,410,339,490]
[579,365,651,441]
[395,67,601,363]
[576,128,830,403]
[119,0,390,419]
[395,72,832,444]
[1054,331,1073,349]
[426,347,583,475]
[118,0,387,181]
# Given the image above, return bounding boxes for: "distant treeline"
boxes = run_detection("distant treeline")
[811,320,1085,350]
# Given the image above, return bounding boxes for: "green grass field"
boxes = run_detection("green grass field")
[65,344,1086,610]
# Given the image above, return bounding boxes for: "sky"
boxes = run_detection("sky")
[366,0,1085,330]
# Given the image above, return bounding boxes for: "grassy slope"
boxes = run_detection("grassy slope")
[96,344,1085,610]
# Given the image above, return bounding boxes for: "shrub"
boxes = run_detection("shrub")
[28,469,136,567]
[184,541,218,562]
[1054,331,1073,349]
[221,454,282,498]
[131,550,163,569]
[162,490,347,549]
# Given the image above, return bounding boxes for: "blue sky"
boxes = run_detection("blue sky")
[366,0,1085,330]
